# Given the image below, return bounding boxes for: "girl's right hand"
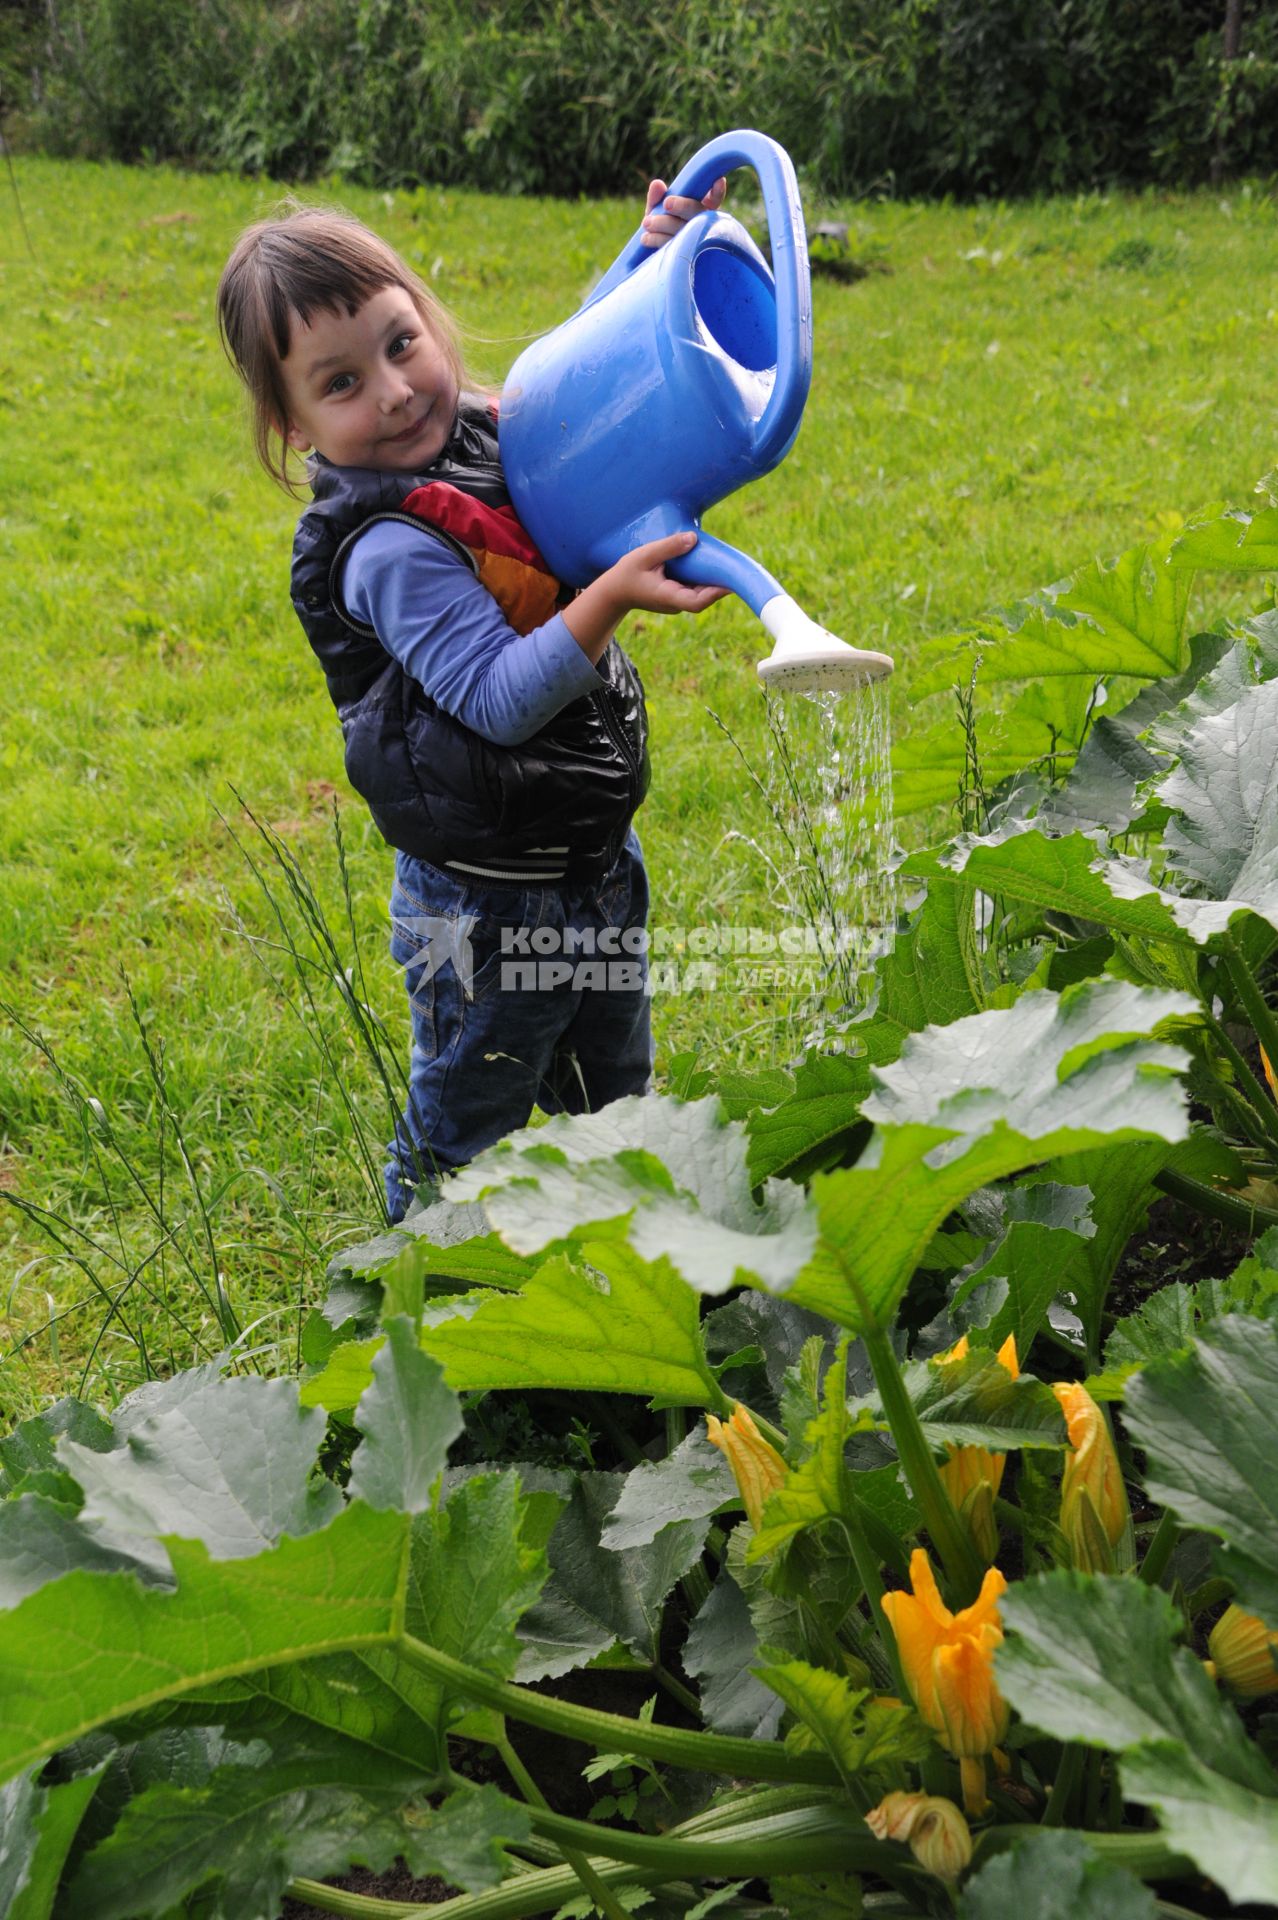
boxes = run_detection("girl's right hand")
[601,531,728,615]
[561,531,726,664]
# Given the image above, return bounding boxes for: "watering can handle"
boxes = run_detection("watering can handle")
[582,129,812,469]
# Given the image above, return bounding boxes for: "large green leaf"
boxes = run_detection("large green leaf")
[745,1050,870,1188]
[443,1094,818,1296]
[1169,504,1278,574]
[945,1182,1094,1359]
[893,711,1046,817]
[997,1571,1278,1903]
[0,1496,157,1608]
[863,979,1193,1145]
[745,878,991,1182]
[67,1761,526,1919]
[1023,1140,1179,1358]
[419,1244,723,1407]
[56,1375,341,1576]
[900,830,1199,949]
[888,1349,1066,1454]
[516,1470,702,1679]
[331,1199,542,1295]
[207,1653,451,1775]
[0,1765,106,1920]
[1098,1233,1278,1391]
[915,535,1191,695]
[0,1502,410,1786]
[0,1399,114,1497]
[683,1574,785,1741]
[959,1830,1156,1920]
[347,1316,463,1515]
[406,1472,548,1696]
[1124,1316,1278,1627]
[1037,713,1162,836]
[601,1430,735,1551]
[787,981,1194,1331]
[1154,679,1278,918]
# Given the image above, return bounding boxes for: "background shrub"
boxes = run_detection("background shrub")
[3,0,1278,200]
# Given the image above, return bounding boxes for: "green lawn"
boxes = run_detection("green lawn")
[2,158,1276,1411]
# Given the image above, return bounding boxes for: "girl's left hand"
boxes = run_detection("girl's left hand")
[640,173,727,248]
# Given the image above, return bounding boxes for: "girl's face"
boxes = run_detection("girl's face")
[279,285,459,472]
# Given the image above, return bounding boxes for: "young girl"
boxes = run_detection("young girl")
[217,176,727,1223]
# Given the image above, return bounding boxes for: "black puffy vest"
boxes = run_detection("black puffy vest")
[289,398,650,883]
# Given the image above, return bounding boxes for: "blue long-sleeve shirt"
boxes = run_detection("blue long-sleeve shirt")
[339,519,603,747]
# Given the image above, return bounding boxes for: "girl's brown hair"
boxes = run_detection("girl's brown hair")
[216,202,467,493]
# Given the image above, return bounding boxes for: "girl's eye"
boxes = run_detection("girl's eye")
[327,372,355,395]
[388,332,414,358]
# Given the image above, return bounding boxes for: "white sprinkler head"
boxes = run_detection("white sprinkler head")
[756,594,894,692]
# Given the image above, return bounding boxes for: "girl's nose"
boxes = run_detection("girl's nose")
[378,371,414,412]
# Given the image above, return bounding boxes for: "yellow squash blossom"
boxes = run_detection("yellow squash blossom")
[880,1547,1009,1814]
[1052,1382,1131,1572]
[1208,1604,1278,1699]
[934,1334,1020,1561]
[1261,1045,1278,1103]
[865,1790,973,1881]
[705,1403,787,1531]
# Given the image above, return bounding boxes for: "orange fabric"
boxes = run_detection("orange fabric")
[476,549,562,636]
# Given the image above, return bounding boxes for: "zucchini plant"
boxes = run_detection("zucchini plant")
[3,490,1278,1917]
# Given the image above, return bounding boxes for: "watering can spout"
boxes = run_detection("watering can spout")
[669,532,894,690]
[757,597,894,691]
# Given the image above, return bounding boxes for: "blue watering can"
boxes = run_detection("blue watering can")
[499,128,893,691]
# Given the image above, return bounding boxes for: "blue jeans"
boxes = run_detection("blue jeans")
[384,825,654,1223]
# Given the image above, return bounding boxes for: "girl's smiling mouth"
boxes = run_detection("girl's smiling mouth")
[385,410,432,443]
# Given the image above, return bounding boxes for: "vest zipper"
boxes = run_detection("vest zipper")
[594,676,642,809]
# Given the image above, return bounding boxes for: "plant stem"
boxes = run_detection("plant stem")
[397,1636,838,1785]
[1223,942,1278,1091]
[285,1791,913,1920]
[1153,1167,1278,1233]
[836,1510,909,1702]
[1040,1743,1086,1827]
[980,1824,1190,1880]
[1138,1508,1180,1588]
[861,1325,985,1602]
[285,1863,671,1920]
[528,1800,914,1882]
[493,1725,633,1920]
[1202,1012,1278,1152]
[651,1661,701,1716]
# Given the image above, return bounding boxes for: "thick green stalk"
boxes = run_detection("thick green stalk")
[285,1862,672,1920]
[861,1325,986,1602]
[981,1825,1190,1880]
[529,1801,919,1884]
[285,1797,917,1920]
[396,1635,838,1785]
[1153,1167,1278,1233]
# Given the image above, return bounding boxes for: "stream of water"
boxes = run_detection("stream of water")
[731,674,898,1061]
